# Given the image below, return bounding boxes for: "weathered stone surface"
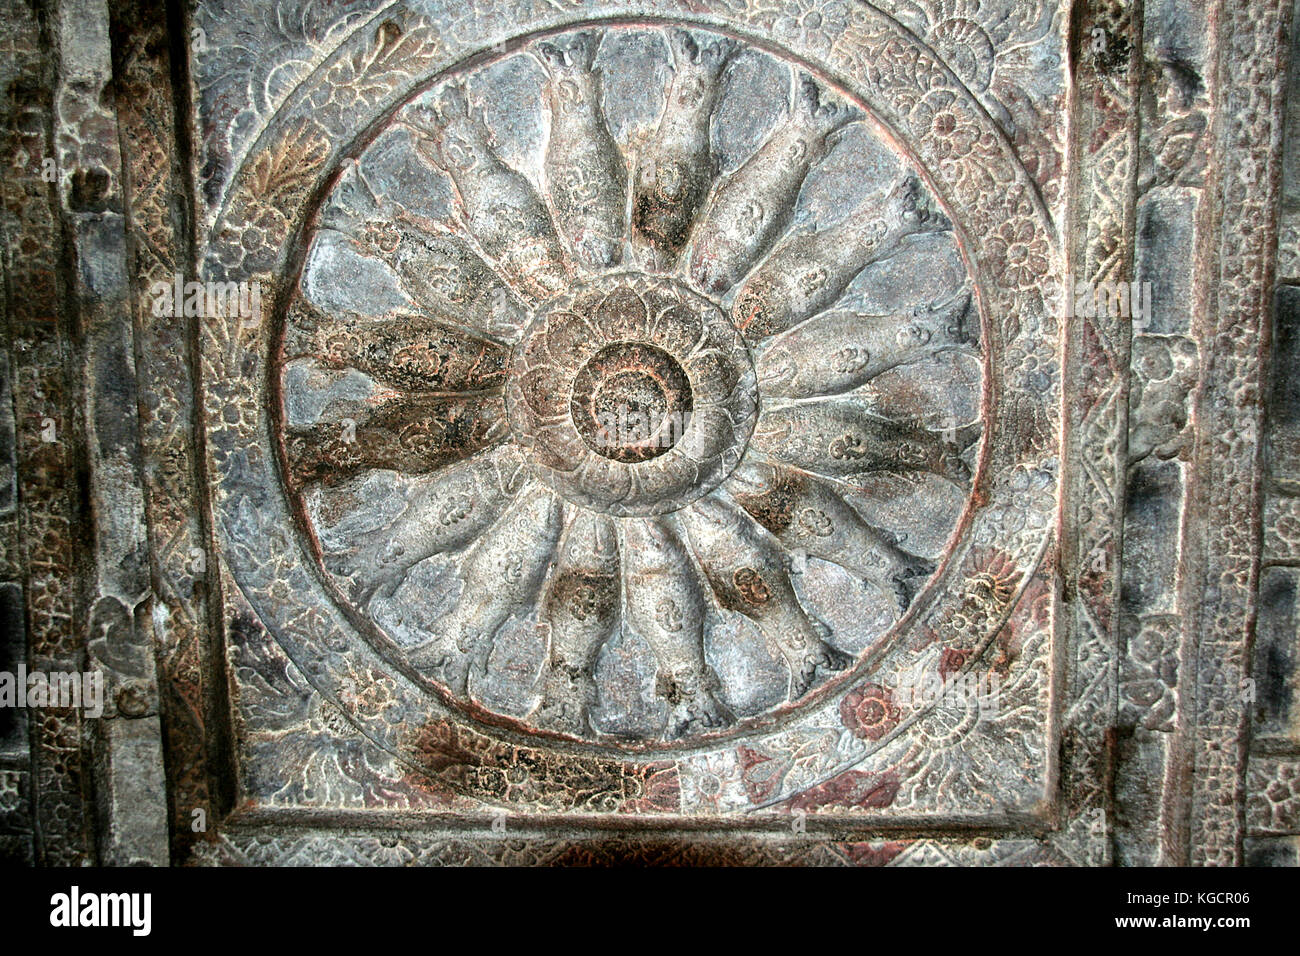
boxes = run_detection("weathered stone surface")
[0,0,1295,866]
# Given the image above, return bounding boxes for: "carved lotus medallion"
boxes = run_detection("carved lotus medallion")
[273,23,986,745]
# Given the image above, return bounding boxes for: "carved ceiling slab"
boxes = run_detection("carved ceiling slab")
[201,0,1061,823]
[3,0,1293,867]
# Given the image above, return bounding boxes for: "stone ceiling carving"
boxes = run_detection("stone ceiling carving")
[199,2,1060,825]
[0,0,1295,867]
[275,26,985,746]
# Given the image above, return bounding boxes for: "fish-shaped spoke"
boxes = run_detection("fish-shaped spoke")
[622,516,734,738]
[631,30,738,270]
[756,291,975,401]
[408,84,570,302]
[679,495,851,700]
[726,459,934,614]
[408,484,565,695]
[751,397,969,484]
[317,166,529,343]
[532,511,622,736]
[732,175,951,341]
[284,391,509,488]
[321,443,528,605]
[284,311,509,394]
[537,30,629,271]
[689,72,856,295]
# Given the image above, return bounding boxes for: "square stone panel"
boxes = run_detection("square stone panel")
[202,0,1064,831]
[4,0,1293,867]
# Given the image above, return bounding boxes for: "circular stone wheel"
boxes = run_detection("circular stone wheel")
[277,24,983,746]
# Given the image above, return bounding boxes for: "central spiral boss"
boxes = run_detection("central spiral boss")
[506,275,759,515]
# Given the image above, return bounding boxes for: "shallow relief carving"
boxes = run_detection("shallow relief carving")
[280,28,981,747]
[4,0,1292,866]
[198,1,1064,828]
